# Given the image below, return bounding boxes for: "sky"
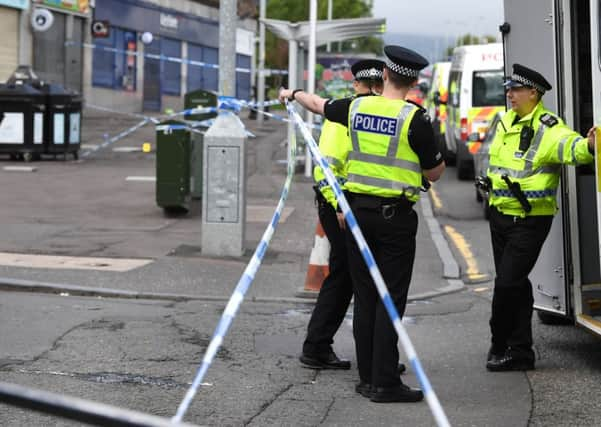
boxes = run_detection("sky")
[372,0,504,38]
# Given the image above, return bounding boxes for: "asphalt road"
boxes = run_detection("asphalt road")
[0,109,600,426]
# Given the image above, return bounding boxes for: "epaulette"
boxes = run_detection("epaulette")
[405,99,426,111]
[405,100,430,121]
[539,113,559,127]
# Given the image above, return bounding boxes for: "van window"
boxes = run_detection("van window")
[472,70,505,106]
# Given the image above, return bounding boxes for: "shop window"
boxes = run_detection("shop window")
[161,37,181,96]
[92,28,137,91]
[236,54,251,101]
[187,43,218,93]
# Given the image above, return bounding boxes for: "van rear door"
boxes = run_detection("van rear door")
[504,0,569,316]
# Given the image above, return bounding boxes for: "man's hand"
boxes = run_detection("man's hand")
[278,88,326,115]
[278,88,293,104]
[587,126,596,151]
[336,212,346,230]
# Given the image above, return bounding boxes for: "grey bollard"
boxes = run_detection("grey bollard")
[201,113,247,257]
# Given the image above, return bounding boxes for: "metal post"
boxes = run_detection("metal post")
[326,0,333,53]
[305,0,317,178]
[257,0,266,124]
[202,114,247,257]
[202,0,245,257]
[287,39,298,166]
[219,0,237,97]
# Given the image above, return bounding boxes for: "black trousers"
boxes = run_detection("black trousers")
[346,195,417,388]
[302,197,353,356]
[488,207,553,359]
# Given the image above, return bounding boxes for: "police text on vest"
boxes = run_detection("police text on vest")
[352,113,398,136]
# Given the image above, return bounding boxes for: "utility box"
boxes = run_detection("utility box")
[201,113,247,257]
[184,89,218,122]
[155,120,191,215]
[0,83,46,161]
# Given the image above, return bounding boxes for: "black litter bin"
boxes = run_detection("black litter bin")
[184,89,217,200]
[0,83,46,162]
[184,88,218,122]
[7,65,83,160]
[156,120,191,216]
[41,84,82,160]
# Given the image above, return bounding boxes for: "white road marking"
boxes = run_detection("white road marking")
[126,176,156,182]
[0,252,152,272]
[3,166,37,172]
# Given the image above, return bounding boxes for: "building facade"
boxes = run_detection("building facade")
[7,0,256,113]
[0,0,29,82]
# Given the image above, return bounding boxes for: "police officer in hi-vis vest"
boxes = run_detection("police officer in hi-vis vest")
[300,59,385,371]
[280,45,445,403]
[483,64,595,371]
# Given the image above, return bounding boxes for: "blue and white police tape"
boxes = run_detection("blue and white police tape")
[86,104,160,124]
[81,118,154,159]
[171,115,297,424]
[285,102,451,427]
[67,41,288,75]
[156,116,256,138]
[161,97,323,132]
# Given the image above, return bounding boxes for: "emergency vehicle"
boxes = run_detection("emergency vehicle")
[501,0,601,334]
[445,43,505,180]
[424,61,451,156]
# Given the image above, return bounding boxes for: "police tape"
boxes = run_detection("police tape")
[172,109,298,423]
[285,102,451,427]
[156,117,256,138]
[86,104,160,124]
[81,118,154,159]
[159,97,322,132]
[82,96,305,157]
[66,41,288,75]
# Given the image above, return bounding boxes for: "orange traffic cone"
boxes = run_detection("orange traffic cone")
[297,220,330,298]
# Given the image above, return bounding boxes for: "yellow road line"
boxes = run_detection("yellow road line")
[443,225,489,282]
[429,185,443,210]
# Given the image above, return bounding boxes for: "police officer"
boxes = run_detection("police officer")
[484,63,596,371]
[300,59,384,370]
[280,45,445,402]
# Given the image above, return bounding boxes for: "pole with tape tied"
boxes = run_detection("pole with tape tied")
[297,220,330,298]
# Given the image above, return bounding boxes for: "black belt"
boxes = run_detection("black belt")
[348,192,414,218]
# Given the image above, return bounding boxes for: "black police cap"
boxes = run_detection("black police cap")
[351,59,384,81]
[383,45,429,78]
[504,63,552,93]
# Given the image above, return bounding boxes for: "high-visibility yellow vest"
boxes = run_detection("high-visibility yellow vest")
[346,96,422,201]
[438,86,448,135]
[313,119,349,208]
[487,101,593,217]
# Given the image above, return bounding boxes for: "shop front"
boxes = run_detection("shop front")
[0,0,28,82]
[91,0,253,112]
[31,0,90,93]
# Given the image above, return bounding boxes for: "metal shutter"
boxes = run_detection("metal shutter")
[0,7,19,83]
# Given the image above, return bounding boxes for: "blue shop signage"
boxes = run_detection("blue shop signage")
[95,0,219,47]
[0,0,29,9]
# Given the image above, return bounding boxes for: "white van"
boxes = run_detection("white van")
[445,43,505,179]
[424,61,451,155]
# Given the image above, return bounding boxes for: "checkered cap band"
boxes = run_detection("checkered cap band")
[385,57,419,78]
[355,68,383,80]
[511,74,547,93]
